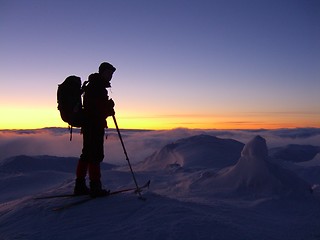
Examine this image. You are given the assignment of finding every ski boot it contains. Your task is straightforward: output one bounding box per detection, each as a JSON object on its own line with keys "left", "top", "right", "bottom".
{"left": 89, "top": 181, "right": 110, "bottom": 198}
{"left": 74, "top": 178, "right": 90, "bottom": 196}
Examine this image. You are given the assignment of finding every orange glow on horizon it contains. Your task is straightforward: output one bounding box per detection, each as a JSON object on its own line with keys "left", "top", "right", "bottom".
{"left": 112, "top": 117, "right": 320, "bottom": 130}
{"left": 0, "top": 107, "right": 319, "bottom": 130}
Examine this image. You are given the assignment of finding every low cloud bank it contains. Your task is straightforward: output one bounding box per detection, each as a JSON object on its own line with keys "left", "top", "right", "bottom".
{"left": 0, "top": 127, "right": 320, "bottom": 165}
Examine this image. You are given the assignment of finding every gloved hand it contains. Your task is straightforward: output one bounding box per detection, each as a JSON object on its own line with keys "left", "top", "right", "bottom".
{"left": 108, "top": 99, "right": 115, "bottom": 108}
{"left": 106, "top": 98, "right": 115, "bottom": 116}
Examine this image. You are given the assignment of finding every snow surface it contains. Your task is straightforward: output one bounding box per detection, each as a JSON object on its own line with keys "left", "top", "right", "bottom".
{"left": 298, "top": 153, "right": 320, "bottom": 167}
{"left": 1, "top": 131, "right": 320, "bottom": 240}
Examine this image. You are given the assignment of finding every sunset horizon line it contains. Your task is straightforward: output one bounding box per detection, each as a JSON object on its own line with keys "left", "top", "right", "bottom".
{"left": 1, "top": 125, "right": 320, "bottom": 132}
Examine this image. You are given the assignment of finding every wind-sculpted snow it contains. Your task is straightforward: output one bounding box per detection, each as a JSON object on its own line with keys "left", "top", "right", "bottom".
{"left": 298, "top": 153, "right": 320, "bottom": 167}
{"left": 135, "top": 134, "right": 244, "bottom": 171}
{"left": 156, "top": 135, "right": 312, "bottom": 200}
{"left": 207, "top": 136, "right": 311, "bottom": 198}
{"left": 0, "top": 156, "right": 115, "bottom": 203}
{"left": 0, "top": 132, "right": 320, "bottom": 240}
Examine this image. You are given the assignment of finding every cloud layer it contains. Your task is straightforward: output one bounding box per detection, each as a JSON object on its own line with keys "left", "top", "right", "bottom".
{"left": 1, "top": 128, "right": 320, "bottom": 165}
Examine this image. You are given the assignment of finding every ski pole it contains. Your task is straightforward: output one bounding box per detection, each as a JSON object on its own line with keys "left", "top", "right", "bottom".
{"left": 112, "top": 115, "right": 144, "bottom": 199}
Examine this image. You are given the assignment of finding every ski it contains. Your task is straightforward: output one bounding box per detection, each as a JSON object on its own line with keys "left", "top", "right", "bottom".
{"left": 35, "top": 180, "right": 150, "bottom": 200}
{"left": 34, "top": 193, "right": 77, "bottom": 200}
{"left": 52, "top": 197, "right": 92, "bottom": 211}
{"left": 49, "top": 180, "right": 150, "bottom": 211}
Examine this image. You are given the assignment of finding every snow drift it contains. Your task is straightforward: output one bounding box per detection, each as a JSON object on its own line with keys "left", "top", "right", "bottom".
{"left": 189, "top": 136, "right": 312, "bottom": 198}
{"left": 135, "top": 134, "right": 244, "bottom": 171}
{"left": 1, "top": 131, "right": 320, "bottom": 240}
{"left": 0, "top": 155, "right": 115, "bottom": 203}
{"left": 298, "top": 153, "right": 320, "bottom": 167}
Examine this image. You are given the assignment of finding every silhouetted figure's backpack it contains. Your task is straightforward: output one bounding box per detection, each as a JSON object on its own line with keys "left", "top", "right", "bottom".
{"left": 57, "top": 75, "right": 87, "bottom": 140}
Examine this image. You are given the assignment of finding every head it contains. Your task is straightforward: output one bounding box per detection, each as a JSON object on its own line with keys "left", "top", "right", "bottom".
{"left": 98, "top": 62, "right": 116, "bottom": 88}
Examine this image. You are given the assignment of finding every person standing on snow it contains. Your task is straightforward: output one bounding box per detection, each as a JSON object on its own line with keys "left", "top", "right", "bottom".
{"left": 74, "top": 62, "right": 116, "bottom": 197}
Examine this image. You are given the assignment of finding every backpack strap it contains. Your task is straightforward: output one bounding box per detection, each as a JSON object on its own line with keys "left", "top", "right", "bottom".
{"left": 67, "top": 80, "right": 88, "bottom": 141}
{"left": 68, "top": 125, "right": 73, "bottom": 141}
{"left": 81, "top": 80, "right": 89, "bottom": 94}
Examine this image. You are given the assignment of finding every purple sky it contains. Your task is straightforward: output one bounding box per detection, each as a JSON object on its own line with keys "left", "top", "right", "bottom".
{"left": 1, "top": 0, "right": 319, "bottom": 129}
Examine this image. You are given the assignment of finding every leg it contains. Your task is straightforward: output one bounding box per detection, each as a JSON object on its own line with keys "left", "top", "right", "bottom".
{"left": 74, "top": 125, "right": 91, "bottom": 195}
{"left": 76, "top": 159, "right": 89, "bottom": 179}
{"left": 74, "top": 160, "right": 90, "bottom": 195}
{"left": 87, "top": 126, "right": 109, "bottom": 197}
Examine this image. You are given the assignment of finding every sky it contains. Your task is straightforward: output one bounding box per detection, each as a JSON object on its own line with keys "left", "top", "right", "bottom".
{"left": 1, "top": 0, "right": 319, "bottom": 130}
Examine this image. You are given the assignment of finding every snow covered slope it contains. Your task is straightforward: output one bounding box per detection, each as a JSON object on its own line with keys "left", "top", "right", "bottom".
{"left": 1, "top": 134, "right": 320, "bottom": 240}
{"left": 298, "top": 153, "right": 320, "bottom": 167}
{"left": 191, "top": 136, "right": 312, "bottom": 198}
{"left": 0, "top": 155, "right": 115, "bottom": 203}
{"left": 136, "top": 134, "right": 244, "bottom": 171}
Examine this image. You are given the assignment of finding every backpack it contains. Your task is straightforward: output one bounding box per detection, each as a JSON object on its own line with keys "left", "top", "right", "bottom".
{"left": 57, "top": 75, "right": 87, "bottom": 140}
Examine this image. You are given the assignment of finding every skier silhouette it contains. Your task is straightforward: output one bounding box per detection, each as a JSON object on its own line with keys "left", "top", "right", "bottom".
{"left": 74, "top": 62, "right": 116, "bottom": 197}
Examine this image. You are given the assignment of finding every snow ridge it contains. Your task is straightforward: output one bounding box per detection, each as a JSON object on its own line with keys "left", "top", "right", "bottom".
{"left": 136, "top": 134, "right": 244, "bottom": 171}
{"left": 189, "top": 135, "right": 312, "bottom": 198}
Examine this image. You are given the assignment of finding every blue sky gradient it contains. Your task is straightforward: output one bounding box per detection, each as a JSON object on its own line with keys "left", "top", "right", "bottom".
{"left": 1, "top": 0, "right": 319, "bottom": 129}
